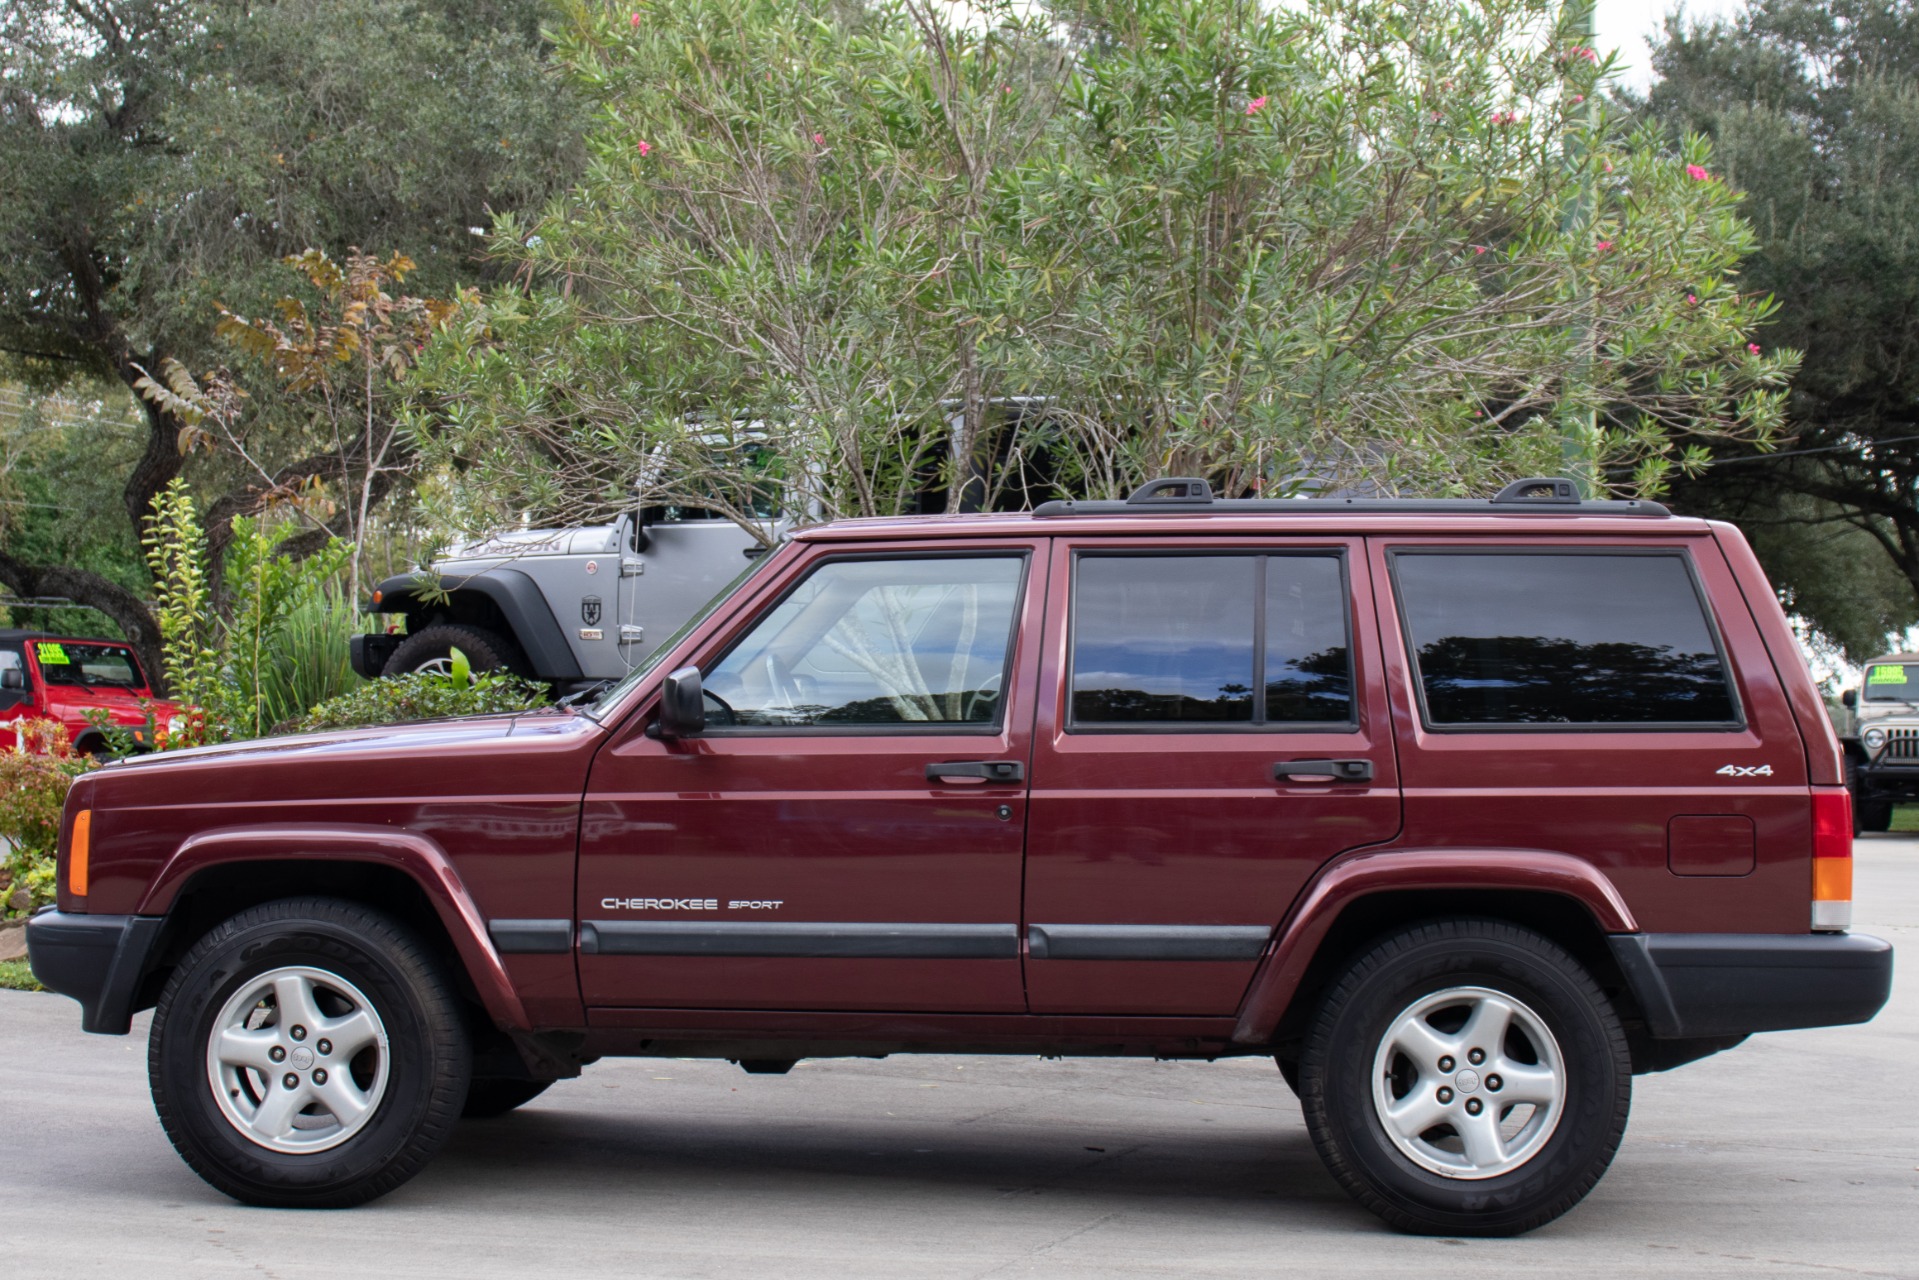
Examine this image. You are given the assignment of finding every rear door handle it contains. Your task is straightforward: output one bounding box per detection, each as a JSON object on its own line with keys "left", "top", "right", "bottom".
{"left": 1273, "top": 758, "right": 1373, "bottom": 783}
{"left": 926, "top": 760, "right": 1025, "bottom": 784}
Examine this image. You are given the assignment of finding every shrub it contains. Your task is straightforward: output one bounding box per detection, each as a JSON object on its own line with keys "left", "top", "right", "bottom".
{"left": 292, "top": 667, "right": 547, "bottom": 733}
{"left": 0, "top": 720, "right": 91, "bottom": 919}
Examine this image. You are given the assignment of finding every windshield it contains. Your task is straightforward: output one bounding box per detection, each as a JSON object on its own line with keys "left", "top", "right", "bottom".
{"left": 583, "top": 549, "right": 784, "bottom": 719}
{"left": 1864, "top": 662, "right": 1919, "bottom": 702}
{"left": 31, "top": 640, "right": 144, "bottom": 689}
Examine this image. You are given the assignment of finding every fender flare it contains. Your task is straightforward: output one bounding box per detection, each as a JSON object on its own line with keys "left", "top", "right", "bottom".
{"left": 1231, "top": 848, "right": 1637, "bottom": 1045}
{"left": 370, "top": 569, "right": 583, "bottom": 681}
{"left": 138, "top": 824, "right": 533, "bottom": 1032}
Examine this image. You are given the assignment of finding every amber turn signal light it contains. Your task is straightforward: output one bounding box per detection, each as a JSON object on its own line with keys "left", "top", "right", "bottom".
{"left": 68, "top": 808, "right": 92, "bottom": 897}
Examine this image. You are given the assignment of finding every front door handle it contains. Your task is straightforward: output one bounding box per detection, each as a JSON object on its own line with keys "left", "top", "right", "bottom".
{"left": 1273, "top": 758, "right": 1373, "bottom": 783}
{"left": 926, "top": 760, "right": 1025, "bottom": 784}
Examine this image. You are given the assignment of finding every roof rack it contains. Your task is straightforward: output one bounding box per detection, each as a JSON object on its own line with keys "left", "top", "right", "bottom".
{"left": 1030, "top": 476, "right": 1670, "bottom": 518}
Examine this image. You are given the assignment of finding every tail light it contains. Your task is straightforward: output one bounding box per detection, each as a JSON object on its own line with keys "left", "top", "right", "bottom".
{"left": 67, "top": 808, "right": 92, "bottom": 899}
{"left": 1811, "top": 788, "right": 1851, "bottom": 932}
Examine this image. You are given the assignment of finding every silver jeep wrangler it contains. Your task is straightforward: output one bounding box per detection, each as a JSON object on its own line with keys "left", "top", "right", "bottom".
{"left": 1839, "top": 653, "right": 1919, "bottom": 834}
{"left": 350, "top": 509, "right": 784, "bottom": 696}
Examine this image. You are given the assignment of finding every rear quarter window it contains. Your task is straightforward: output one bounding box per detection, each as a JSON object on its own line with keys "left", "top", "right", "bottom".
{"left": 1390, "top": 549, "right": 1740, "bottom": 729}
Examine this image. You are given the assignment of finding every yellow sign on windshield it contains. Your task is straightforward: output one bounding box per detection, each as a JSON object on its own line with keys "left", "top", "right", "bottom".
{"left": 34, "top": 642, "right": 69, "bottom": 665}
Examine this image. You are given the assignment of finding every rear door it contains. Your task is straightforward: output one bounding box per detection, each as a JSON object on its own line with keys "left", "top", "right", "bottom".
{"left": 1375, "top": 536, "right": 1810, "bottom": 934}
{"left": 0, "top": 641, "right": 28, "bottom": 749}
{"left": 1022, "top": 537, "right": 1402, "bottom": 1015}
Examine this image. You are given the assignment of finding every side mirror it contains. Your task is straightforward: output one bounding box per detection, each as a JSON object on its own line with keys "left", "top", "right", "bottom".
{"left": 652, "top": 666, "right": 706, "bottom": 739}
{"left": 1842, "top": 689, "right": 1858, "bottom": 709}
{"left": 0, "top": 668, "right": 22, "bottom": 690}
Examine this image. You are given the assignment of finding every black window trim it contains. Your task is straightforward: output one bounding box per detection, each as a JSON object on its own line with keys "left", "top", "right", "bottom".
{"left": 1386, "top": 545, "right": 1747, "bottom": 734}
{"left": 690, "top": 548, "right": 1033, "bottom": 738}
{"left": 1065, "top": 548, "right": 1359, "bottom": 736}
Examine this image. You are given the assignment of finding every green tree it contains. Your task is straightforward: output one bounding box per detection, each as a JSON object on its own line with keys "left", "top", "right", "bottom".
{"left": 419, "top": 0, "right": 1788, "bottom": 535}
{"left": 0, "top": 0, "right": 581, "bottom": 675}
{"left": 1643, "top": 0, "right": 1919, "bottom": 658}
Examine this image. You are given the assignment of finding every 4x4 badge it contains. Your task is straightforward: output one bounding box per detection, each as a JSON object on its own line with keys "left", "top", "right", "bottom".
{"left": 1715, "top": 764, "right": 1773, "bottom": 777}
{"left": 581, "top": 595, "right": 602, "bottom": 626}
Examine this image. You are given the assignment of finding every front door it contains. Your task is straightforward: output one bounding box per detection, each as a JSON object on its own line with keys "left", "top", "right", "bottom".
{"left": 1022, "top": 538, "right": 1403, "bottom": 1015}
{"left": 578, "top": 541, "right": 1047, "bottom": 1011}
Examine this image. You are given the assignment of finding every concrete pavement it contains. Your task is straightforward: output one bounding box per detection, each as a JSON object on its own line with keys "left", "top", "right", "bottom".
{"left": 1, "top": 842, "right": 1914, "bottom": 1278}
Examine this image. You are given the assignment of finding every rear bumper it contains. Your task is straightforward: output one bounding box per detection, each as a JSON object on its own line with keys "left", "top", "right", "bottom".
{"left": 25, "top": 910, "right": 165, "bottom": 1035}
{"left": 1609, "top": 931, "right": 1894, "bottom": 1040}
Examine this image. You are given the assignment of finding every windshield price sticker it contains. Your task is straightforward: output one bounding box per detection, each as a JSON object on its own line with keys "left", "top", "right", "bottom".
{"left": 1868, "top": 665, "right": 1910, "bottom": 685}
{"left": 34, "top": 642, "right": 70, "bottom": 665}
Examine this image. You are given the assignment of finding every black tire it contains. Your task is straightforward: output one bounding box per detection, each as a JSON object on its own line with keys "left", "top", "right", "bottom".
{"left": 1849, "top": 759, "right": 1893, "bottom": 834}
{"left": 1299, "top": 920, "right": 1630, "bottom": 1237}
{"left": 149, "top": 897, "right": 472, "bottom": 1208}
{"left": 462, "top": 1078, "right": 552, "bottom": 1119}
{"left": 382, "top": 623, "right": 526, "bottom": 679}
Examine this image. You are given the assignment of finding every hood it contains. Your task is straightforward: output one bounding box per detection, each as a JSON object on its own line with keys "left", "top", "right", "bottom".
{"left": 97, "top": 707, "right": 599, "bottom": 771}
{"left": 437, "top": 524, "right": 621, "bottom": 564}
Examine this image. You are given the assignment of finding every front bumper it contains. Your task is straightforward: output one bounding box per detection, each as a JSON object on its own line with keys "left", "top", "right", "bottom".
{"left": 25, "top": 910, "right": 165, "bottom": 1035}
{"left": 1609, "top": 931, "right": 1894, "bottom": 1040}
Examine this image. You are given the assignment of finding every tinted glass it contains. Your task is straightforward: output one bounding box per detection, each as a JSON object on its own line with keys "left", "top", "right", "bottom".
{"left": 1265, "top": 557, "right": 1353, "bottom": 722}
{"left": 32, "top": 641, "right": 142, "bottom": 689}
{"left": 704, "top": 556, "right": 1023, "bottom": 728}
{"left": 1863, "top": 662, "right": 1918, "bottom": 702}
{"left": 1395, "top": 552, "right": 1737, "bottom": 726}
{"left": 1073, "top": 557, "right": 1257, "bottom": 723}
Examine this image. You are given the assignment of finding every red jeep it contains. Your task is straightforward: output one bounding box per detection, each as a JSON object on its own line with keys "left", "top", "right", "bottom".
{"left": 0, "top": 630, "right": 178, "bottom": 755}
{"left": 25, "top": 479, "right": 1894, "bottom": 1235}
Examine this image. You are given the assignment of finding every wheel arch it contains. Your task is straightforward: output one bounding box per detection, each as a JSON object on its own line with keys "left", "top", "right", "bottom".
{"left": 371, "top": 570, "right": 582, "bottom": 681}
{"left": 135, "top": 826, "right": 532, "bottom": 1033}
{"left": 1234, "top": 849, "right": 1638, "bottom": 1050}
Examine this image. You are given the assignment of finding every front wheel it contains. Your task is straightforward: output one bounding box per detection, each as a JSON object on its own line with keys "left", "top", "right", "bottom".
{"left": 149, "top": 897, "right": 472, "bottom": 1207}
{"left": 1299, "top": 920, "right": 1630, "bottom": 1236}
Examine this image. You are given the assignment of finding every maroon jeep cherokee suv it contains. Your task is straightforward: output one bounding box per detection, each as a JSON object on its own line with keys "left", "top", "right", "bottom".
{"left": 27, "top": 478, "right": 1894, "bottom": 1235}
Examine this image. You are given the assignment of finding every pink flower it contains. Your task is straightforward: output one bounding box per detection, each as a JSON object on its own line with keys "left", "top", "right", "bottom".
{"left": 1472, "top": 245, "right": 1487, "bottom": 255}
{"left": 1571, "top": 94, "right": 1585, "bottom": 104}
{"left": 636, "top": 140, "right": 651, "bottom": 157}
{"left": 1687, "top": 294, "right": 1698, "bottom": 305}
{"left": 1246, "top": 96, "right": 1269, "bottom": 115}
{"left": 629, "top": 12, "right": 641, "bottom": 27}
{"left": 1748, "top": 343, "right": 1762, "bottom": 354}
{"left": 1604, "top": 160, "right": 1614, "bottom": 173}
{"left": 1686, "top": 163, "right": 1711, "bottom": 181}
{"left": 1596, "top": 239, "right": 1614, "bottom": 251}
{"left": 813, "top": 132, "right": 824, "bottom": 146}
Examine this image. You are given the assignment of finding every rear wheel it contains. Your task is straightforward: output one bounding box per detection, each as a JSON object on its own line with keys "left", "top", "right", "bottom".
{"left": 1299, "top": 919, "right": 1630, "bottom": 1236}
{"left": 382, "top": 623, "right": 526, "bottom": 679}
{"left": 149, "top": 897, "right": 471, "bottom": 1207}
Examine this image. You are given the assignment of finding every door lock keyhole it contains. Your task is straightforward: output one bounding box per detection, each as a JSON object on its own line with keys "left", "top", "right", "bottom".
{"left": 996, "top": 804, "right": 1012, "bottom": 822}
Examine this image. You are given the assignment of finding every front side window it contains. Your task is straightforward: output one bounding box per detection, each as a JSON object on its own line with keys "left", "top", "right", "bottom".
{"left": 31, "top": 641, "right": 143, "bottom": 689}
{"left": 1864, "top": 662, "right": 1918, "bottom": 702}
{"left": 1393, "top": 551, "right": 1738, "bottom": 727}
{"left": 703, "top": 556, "right": 1025, "bottom": 729}
{"left": 1070, "top": 553, "right": 1353, "bottom": 727}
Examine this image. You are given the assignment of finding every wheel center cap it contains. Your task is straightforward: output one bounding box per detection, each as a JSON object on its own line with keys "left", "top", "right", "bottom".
{"left": 1454, "top": 1068, "right": 1481, "bottom": 1094}
{"left": 290, "top": 1046, "right": 315, "bottom": 1070}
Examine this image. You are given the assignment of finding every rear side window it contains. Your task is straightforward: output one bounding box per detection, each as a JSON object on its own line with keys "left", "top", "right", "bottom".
{"left": 1392, "top": 551, "right": 1739, "bottom": 728}
{"left": 1070, "top": 553, "right": 1352, "bottom": 727}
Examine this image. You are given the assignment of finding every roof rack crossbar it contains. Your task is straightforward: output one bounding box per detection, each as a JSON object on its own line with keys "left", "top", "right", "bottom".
{"left": 1030, "top": 477, "right": 1669, "bottom": 519}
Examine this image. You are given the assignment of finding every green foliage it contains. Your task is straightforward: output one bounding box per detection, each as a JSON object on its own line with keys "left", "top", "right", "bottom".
{"left": 1642, "top": 0, "right": 1919, "bottom": 648}
{"left": 141, "top": 479, "right": 362, "bottom": 743}
{"left": 0, "top": 959, "right": 44, "bottom": 992}
{"left": 144, "top": 481, "right": 224, "bottom": 736}
{"left": 417, "top": 0, "right": 1789, "bottom": 537}
{"left": 293, "top": 668, "right": 548, "bottom": 733}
